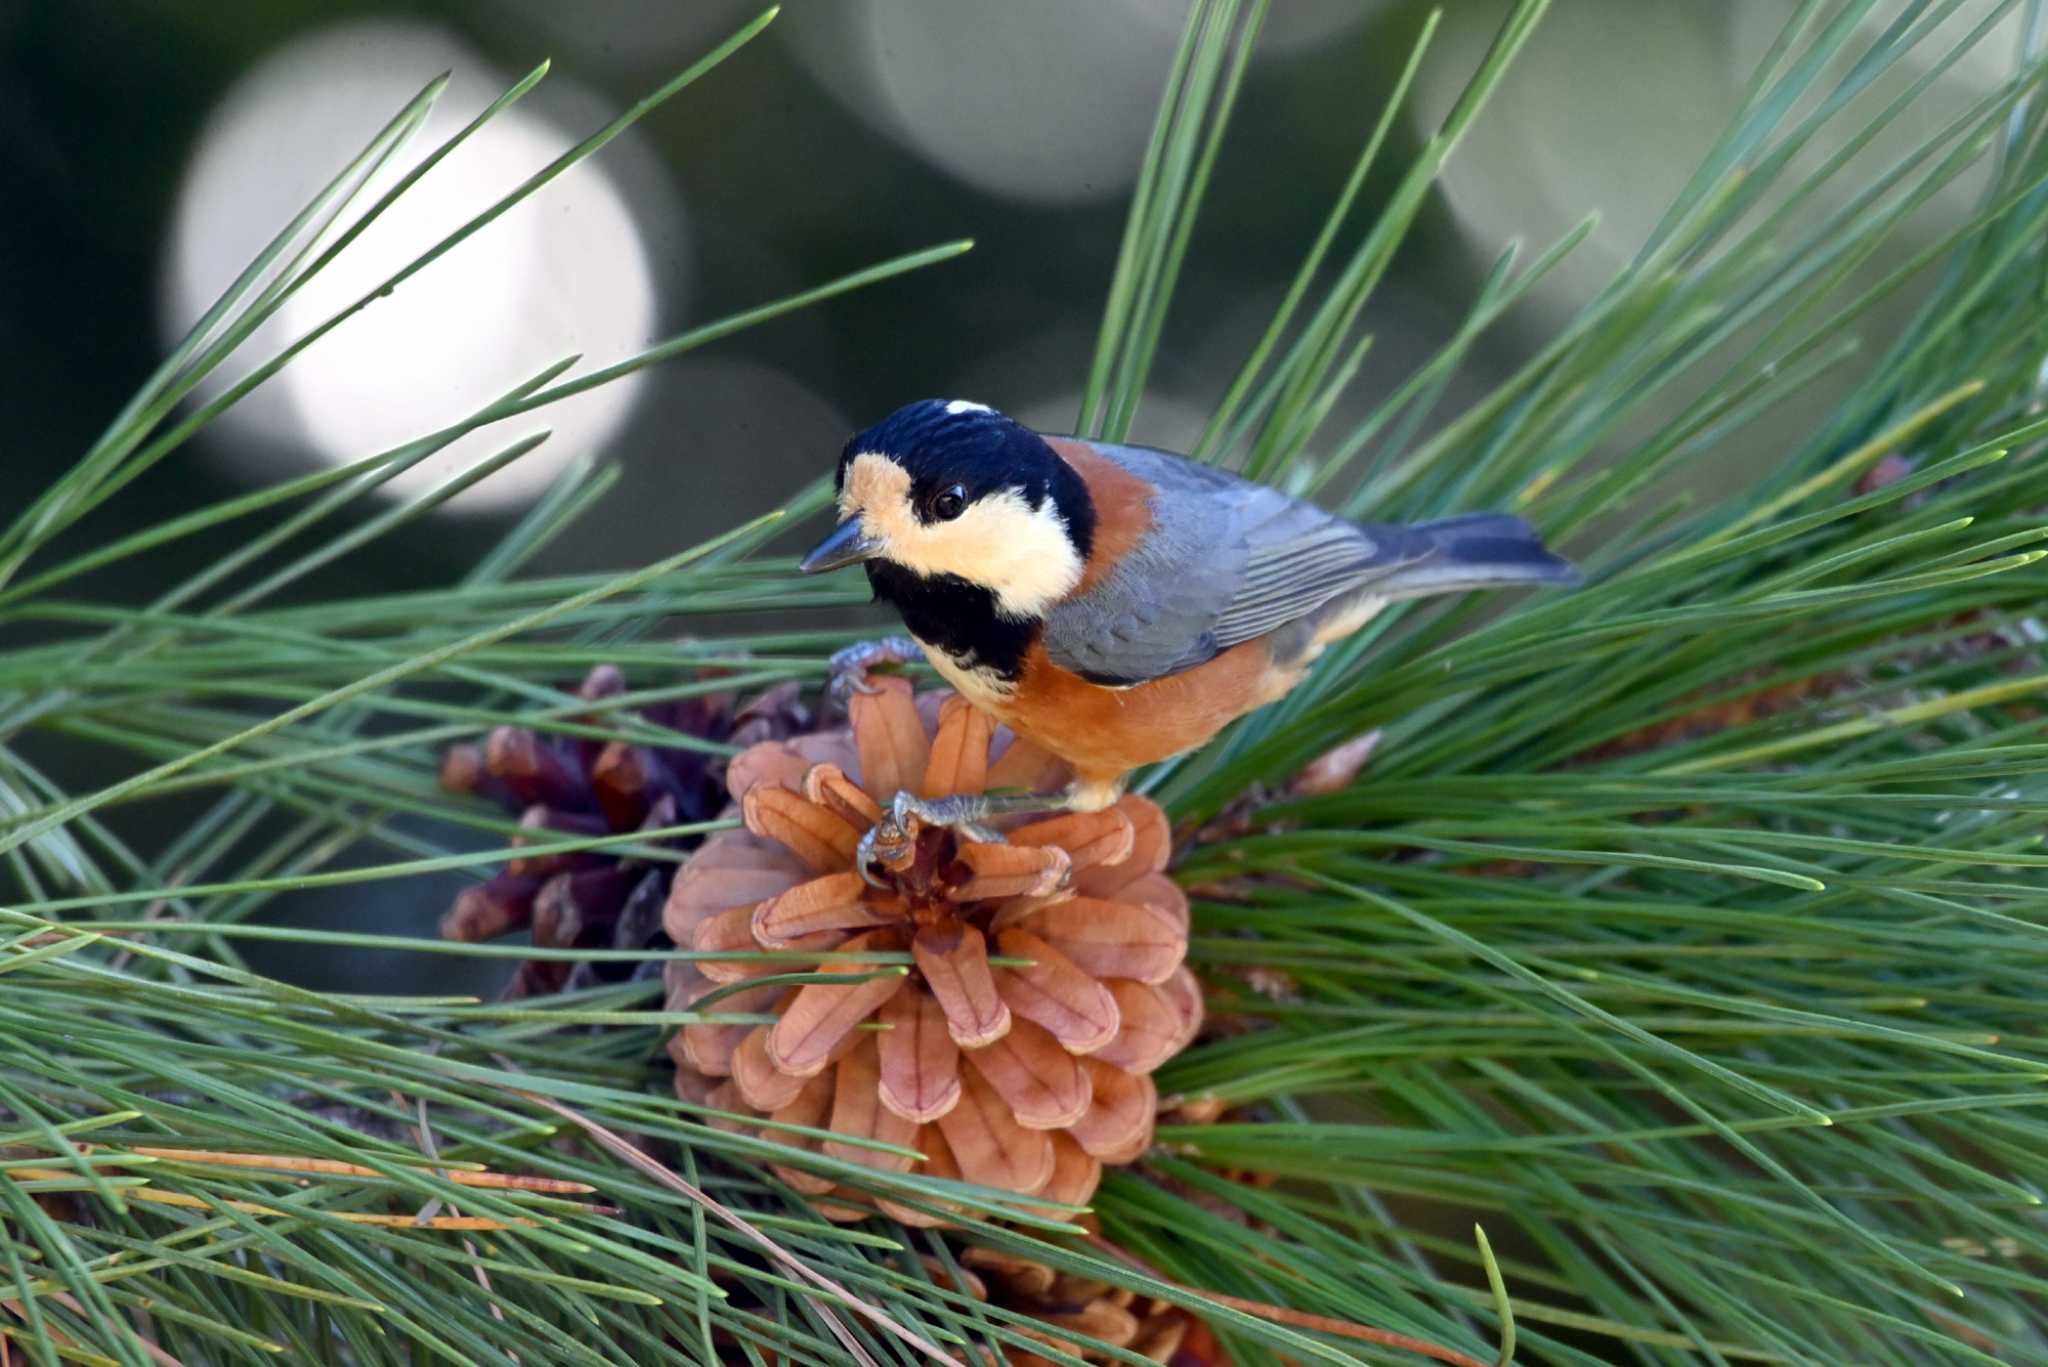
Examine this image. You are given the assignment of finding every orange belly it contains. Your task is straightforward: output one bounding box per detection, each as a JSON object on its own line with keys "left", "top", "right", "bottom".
{"left": 992, "top": 638, "right": 1298, "bottom": 794}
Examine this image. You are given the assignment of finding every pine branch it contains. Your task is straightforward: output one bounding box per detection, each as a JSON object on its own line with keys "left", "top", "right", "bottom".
{"left": 7, "top": 2, "right": 2048, "bottom": 1364}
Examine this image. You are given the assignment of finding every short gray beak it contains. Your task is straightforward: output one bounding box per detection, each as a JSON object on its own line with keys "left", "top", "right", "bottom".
{"left": 799, "top": 518, "right": 882, "bottom": 574}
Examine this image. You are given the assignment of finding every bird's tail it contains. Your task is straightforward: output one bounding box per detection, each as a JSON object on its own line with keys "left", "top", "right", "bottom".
{"left": 1374, "top": 512, "right": 1580, "bottom": 599}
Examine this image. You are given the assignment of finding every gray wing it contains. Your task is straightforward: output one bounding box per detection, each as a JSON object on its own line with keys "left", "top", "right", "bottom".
{"left": 1041, "top": 440, "right": 1428, "bottom": 685}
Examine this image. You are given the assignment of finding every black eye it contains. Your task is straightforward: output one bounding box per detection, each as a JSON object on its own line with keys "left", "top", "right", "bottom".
{"left": 928, "top": 484, "right": 968, "bottom": 521}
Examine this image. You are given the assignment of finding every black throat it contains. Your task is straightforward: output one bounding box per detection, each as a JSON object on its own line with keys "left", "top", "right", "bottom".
{"left": 863, "top": 562, "right": 1038, "bottom": 682}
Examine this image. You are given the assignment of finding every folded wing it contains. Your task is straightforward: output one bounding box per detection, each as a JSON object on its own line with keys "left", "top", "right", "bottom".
{"left": 1041, "top": 441, "right": 1574, "bottom": 686}
{"left": 1041, "top": 441, "right": 1409, "bottom": 684}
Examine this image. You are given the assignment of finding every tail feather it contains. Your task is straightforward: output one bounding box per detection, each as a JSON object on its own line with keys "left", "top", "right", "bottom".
{"left": 1375, "top": 512, "right": 1579, "bottom": 599}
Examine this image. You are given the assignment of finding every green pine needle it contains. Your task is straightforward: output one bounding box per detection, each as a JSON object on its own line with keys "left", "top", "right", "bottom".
{"left": 7, "top": 1, "right": 2048, "bottom": 1363}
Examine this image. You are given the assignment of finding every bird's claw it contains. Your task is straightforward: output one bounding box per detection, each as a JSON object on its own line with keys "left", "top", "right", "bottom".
{"left": 856, "top": 790, "right": 1004, "bottom": 887}
{"left": 828, "top": 636, "right": 924, "bottom": 711}
{"left": 893, "top": 790, "right": 1004, "bottom": 846}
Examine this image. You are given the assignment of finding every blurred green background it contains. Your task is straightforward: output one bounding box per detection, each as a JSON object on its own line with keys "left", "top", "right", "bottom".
{"left": 0, "top": 0, "right": 2012, "bottom": 988}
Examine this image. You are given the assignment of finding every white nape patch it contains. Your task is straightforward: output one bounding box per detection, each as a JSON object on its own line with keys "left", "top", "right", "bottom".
{"left": 840, "top": 452, "right": 1084, "bottom": 619}
{"left": 944, "top": 399, "right": 993, "bottom": 415}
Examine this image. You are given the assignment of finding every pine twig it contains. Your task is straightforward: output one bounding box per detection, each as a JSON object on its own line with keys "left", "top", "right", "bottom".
{"left": 1084, "top": 1230, "right": 1506, "bottom": 1367}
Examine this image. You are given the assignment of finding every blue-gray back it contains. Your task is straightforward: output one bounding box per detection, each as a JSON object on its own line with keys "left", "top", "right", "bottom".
{"left": 1041, "top": 440, "right": 1413, "bottom": 685}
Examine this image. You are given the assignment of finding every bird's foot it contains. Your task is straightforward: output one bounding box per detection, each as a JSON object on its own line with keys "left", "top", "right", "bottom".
{"left": 857, "top": 791, "right": 1004, "bottom": 886}
{"left": 828, "top": 635, "right": 924, "bottom": 712}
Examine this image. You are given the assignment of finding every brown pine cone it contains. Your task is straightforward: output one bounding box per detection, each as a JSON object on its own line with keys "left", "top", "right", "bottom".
{"left": 932, "top": 1246, "right": 1232, "bottom": 1365}
{"left": 438, "top": 664, "right": 808, "bottom": 996}
{"left": 664, "top": 678, "right": 1201, "bottom": 1222}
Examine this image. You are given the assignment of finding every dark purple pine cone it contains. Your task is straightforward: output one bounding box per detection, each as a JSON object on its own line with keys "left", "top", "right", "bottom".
{"left": 439, "top": 664, "right": 810, "bottom": 998}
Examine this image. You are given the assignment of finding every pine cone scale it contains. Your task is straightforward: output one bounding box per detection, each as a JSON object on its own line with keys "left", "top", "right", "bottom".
{"left": 822, "top": 1039, "right": 921, "bottom": 1171}
{"left": 752, "top": 871, "right": 891, "bottom": 945}
{"left": 1010, "top": 807, "right": 1136, "bottom": 871}
{"left": 877, "top": 987, "right": 963, "bottom": 1123}
{"left": 663, "top": 678, "right": 1200, "bottom": 1221}
{"left": 993, "top": 929, "right": 1121, "bottom": 1053}
{"left": 766, "top": 931, "right": 908, "bottom": 1075}
{"left": 967, "top": 1019, "right": 1093, "bottom": 1129}
{"left": 939, "top": 1067, "right": 1055, "bottom": 1195}
{"left": 439, "top": 665, "right": 810, "bottom": 996}
{"left": 741, "top": 784, "right": 862, "bottom": 871}
{"left": 913, "top": 924, "right": 1014, "bottom": 1048}
{"left": 733, "top": 1025, "right": 810, "bottom": 1111}
{"left": 1016, "top": 897, "right": 1186, "bottom": 984}
{"left": 850, "top": 685, "right": 931, "bottom": 797}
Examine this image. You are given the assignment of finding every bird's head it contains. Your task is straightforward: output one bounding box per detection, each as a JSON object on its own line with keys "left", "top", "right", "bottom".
{"left": 800, "top": 400, "right": 1097, "bottom": 619}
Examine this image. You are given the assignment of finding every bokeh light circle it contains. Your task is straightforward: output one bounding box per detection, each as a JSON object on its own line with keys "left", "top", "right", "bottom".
{"left": 783, "top": 0, "right": 1178, "bottom": 206}
{"left": 1112, "top": 0, "right": 1380, "bottom": 58}
{"left": 1413, "top": 2, "right": 1737, "bottom": 315}
{"left": 162, "top": 20, "right": 673, "bottom": 511}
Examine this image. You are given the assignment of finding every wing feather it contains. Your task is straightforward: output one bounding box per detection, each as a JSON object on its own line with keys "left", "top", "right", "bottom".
{"left": 1041, "top": 441, "right": 1426, "bottom": 684}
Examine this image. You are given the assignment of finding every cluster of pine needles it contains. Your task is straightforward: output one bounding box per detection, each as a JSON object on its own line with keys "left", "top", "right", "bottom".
{"left": 6, "top": 1, "right": 2048, "bottom": 1362}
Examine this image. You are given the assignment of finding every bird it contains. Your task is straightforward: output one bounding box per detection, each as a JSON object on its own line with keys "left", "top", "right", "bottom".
{"left": 799, "top": 398, "right": 1577, "bottom": 858}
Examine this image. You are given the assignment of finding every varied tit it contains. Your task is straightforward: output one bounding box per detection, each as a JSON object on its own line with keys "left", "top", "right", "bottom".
{"left": 800, "top": 399, "right": 1577, "bottom": 853}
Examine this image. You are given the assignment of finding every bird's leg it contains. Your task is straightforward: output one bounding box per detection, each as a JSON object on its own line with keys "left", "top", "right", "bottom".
{"left": 827, "top": 635, "right": 924, "bottom": 711}
{"left": 857, "top": 788, "right": 1070, "bottom": 886}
